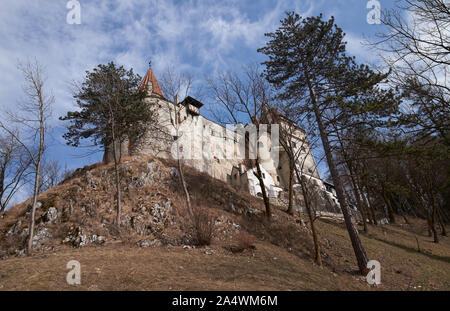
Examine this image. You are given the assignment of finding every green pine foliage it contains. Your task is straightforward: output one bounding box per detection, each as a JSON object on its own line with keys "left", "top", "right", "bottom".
{"left": 60, "top": 62, "right": 153, "bottom": 150}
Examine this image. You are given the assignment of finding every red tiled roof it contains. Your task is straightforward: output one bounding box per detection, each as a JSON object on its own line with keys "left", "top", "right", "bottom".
{"left": 139, "top": 68, "right": 165, "bottom": 98}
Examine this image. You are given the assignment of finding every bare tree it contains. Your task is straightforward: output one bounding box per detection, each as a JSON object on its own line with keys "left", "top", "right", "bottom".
{"left": 374, "top": 0, "right": 450, "bottom": 143}
{"left": 0, "top": 130, "right": 32, "bottom": 213}
{"left": 208, "top": 65, "right": 273, "bottom": 220}
{"left": 38, "top": 158, "right": 62, "bottom": 194}
{"left": 60, "top": 163, "right": 75, "bottom": 183}
{"left": 173, "top": 94, "right": 192, "bottom": 211}
{"left": 159, "top": 66, "right": 196, "bottom": 211}
{"left": 267, "top": 108, "right": 324, "bottom": 265}
{"left": 0, "top": 60, "right": 53, "bottom": 255}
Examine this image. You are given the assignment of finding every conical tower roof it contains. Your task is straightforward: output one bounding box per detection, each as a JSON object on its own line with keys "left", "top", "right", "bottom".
{"left": 139, "top": 65, "right": 165, "bottom": 98}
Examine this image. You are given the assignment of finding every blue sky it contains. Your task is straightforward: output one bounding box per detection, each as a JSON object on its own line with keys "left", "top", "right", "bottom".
{"left": 0, "top": 0, "right": 398, "bottom": 202}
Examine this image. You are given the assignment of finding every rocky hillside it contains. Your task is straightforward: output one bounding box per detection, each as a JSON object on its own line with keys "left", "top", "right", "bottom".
{"left": 0, "top": 155, "right": 308, "bottom": 258}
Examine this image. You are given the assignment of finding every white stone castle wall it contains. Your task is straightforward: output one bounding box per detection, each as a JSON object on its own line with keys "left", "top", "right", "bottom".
{"left": 126, "top": 94, "right": 321, "bottom": 192}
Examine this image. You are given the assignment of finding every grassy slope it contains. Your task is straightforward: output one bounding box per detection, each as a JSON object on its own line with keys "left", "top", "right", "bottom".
{"left": 0, "top": 218, "right": 448, "bottom": 291}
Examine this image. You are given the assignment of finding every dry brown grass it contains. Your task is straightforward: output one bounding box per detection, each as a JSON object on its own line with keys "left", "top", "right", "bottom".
{"left": 1, "top": 155, "right": 449, "bottom": 291}
{"left": 0, "top": 242, "right": 369, "bottom": 291}
{"left": 225, "top": 231, "right": 256, "bottom": 253}
{"left": 0, "top": 216, "right": 449, "bottom": 290}
{"left": 1, "top": 215, "right": 448, "bottom": 291}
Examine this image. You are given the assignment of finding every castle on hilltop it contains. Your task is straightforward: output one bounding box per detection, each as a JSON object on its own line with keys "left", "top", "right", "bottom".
{"left": 104, "top": 66, "right": 341, "bottom": 213}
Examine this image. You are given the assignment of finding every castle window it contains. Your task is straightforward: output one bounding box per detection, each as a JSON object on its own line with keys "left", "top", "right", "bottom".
{"left": 258, "top": 142, "right": 264, "bottom": 148}
{"left": 277, "top": 176, "right": 280, "bottom": 182}
{"left": 262, "top": 173, "right": 266, "bottom": 179}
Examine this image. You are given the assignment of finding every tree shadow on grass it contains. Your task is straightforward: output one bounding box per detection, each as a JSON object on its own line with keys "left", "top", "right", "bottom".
{"left": 369, "top": 236, "right": 450, "bottom": 264}
{"left": 319, "top": 218, "right": 450, "bottom": 264}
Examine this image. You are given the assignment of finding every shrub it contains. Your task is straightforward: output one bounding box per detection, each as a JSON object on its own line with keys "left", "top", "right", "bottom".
{"left": 179, "top": 204, "right": 215, "bottom": 247}
{"left": 0, "top": 233, "right": 27, "bottom": 256}
{"left": 227, "top": 231, "right": 256, "bottom": 253}
{"left": 41, "top": 193, "right": 58, "bottom": 211}
{"left": 190, "top": 205, "right": 215, "bottom": 246}
{"left": 235, "top": 231, "right": 255, "bottom": 250}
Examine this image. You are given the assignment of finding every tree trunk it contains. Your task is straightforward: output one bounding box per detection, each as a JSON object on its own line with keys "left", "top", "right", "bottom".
{"left": 362, "top": 193, "right": 373, "bottom": 225}
{"left": 440, "top": 208, "right": 449, "bottom": 223}
{"left": 333, "top": 125, "right": 369, "bottom": 233}
{"left": 354, "top": 174, "right": 373, "bottom": 226}
{"left": 356, "top": 176, "right": 373, "bottom": 225}
{"left": 391, "top": 194, "right": 410, "bottom": 225}
{"left": 364, "top": 185, "right": 378, "bottom": 225}
{"left": 430, "top": 189, "right": 442, "bottom": 241}
{"left": 112, "top": 138, "right": 122, "bottom": 227}
{"left": 286, "top": 160, "right": 295, "bottom": 215}
{"left": 294, "top": 165, "right": 322, "bottom": 266}
{"left": 27, "top": 113, "right": 45, "bottom": 255}
{"left": 431, "top": 210, "right": 439, "bottom": 243}
{"left": 304, "top": 181, "right": 322, "bottom": 267}
{"left": 381, "top": 186, "right": 396, "bottom": 224}
{"left": 347, "top": 169, "right": 368, "bottom": 233}
{"left": 364, "top": 195, "right": 375, "bottom": 225}
{"left": 416, "top": 192, "right": 438, "bottom": 243}
{"left": 178, "top": 157, "right": 191, "bottom": 211}
{"left": 27, "top": 161, "right": 41, "bottom": 255}
{"left": 353, "top": 185, "right": 368, "bottom": 233}
{"left": 0, "top": 167, "right": 5, "bottom": 212}
{"left": 255, "top": 157, "right": 271, "bottom": 220}
{"left": 431, "top": 205, "right": 439, "bottom": 243}
{"left": 437, "top": 207, "right": 447, "bottom": 236}
{"left": 306, "top": 75, "right": 369, "bottom": 274}
{"left": 245, "top": 122, "right": 271, "bottom": 220}
{"left": 397, "top": 202, "right": 410, "bottom": 225}
{"left": 173, "top": 96, "right": 191, "bottom": 212}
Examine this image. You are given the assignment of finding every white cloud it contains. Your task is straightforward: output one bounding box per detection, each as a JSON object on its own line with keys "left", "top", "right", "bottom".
{"left": 344, "top": 32, "right": 379, "bottom": 63}
{"left": 0, "top": 0, "right": 322, "bottom": 124}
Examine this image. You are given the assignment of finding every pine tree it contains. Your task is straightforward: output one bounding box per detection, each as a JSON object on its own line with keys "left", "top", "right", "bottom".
{"left": 60, "top": 62, "right": 154, "bottom": 226}
{"left": 258, "top": 13, "right": 388, "bottom": 274}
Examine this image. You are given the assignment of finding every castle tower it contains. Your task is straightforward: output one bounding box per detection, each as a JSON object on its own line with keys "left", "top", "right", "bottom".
{"left": 139, "top": 62, "right": 166, "bottom": 100}
{"left": 128, "top": 64, "right": 174, "bottom": 158}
